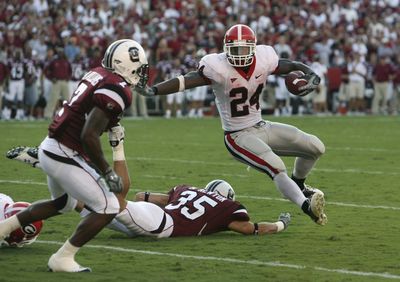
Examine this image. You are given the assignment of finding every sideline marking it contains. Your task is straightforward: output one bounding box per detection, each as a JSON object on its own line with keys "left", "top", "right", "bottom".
{"left": 36, "top": 240, "right": 400, "bottom": 280}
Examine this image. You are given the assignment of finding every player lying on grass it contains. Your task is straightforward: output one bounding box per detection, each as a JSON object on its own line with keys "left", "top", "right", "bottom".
{"left": 4, "top": 126, "right": 291, "bottom": 238}
{"left": 0, "top": 193, "right": 43, "bottom": 247}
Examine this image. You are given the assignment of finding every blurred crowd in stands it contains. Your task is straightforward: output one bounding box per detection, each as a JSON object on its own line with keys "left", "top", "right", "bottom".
{"left": 0, "top": 0, "right": 399, "bottom": 120}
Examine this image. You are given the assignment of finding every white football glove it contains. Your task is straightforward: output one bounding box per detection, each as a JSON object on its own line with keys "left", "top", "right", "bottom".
{"left": 108, "top": 124, "right": 125, "bottom": 147}
{"left": 298, "top": 73, "right": 321, "bottom": 96}
{"left": 104, "top": 168, "right": 123, "bottom": 194}
{"left": 278, "top": 212, "right": 291, "bottom": 230}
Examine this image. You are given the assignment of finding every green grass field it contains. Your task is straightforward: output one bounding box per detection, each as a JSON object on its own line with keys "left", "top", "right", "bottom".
{"left": 0, "top": 115, "right": 399, "bottom": 282}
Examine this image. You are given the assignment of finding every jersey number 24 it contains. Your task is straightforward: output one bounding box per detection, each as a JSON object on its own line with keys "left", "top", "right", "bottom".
{"left": 230, "top": 83, "right": 263, "bottom": 117}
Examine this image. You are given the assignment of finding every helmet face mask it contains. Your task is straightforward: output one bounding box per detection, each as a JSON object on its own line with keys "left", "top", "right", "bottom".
{"left": 223, "top": 24, "right": 256, "bottom": 67}
{"left": 102, "top": 39, "right": 149, "bottom": 87}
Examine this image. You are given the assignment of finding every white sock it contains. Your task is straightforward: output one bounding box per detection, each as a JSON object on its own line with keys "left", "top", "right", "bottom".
{"left": 55, "top": 240, "right": 79, "bottom": 258}
{"left": 16, "top": 109, "right": 25, "bottom": 119}
{"left": 273, "top": 173, "right": 306, "bottom": 207}
{"left": 2, "top": 107, "right": 11, "bottom": 120}
{"left": 79, "top": 208, "right": 90, "bottom": 218}
{"left": 293, "top": 157, "right": 317, "bottom": 179}
{"left": 0, "top": 215, "right": 21, "bottom": 237}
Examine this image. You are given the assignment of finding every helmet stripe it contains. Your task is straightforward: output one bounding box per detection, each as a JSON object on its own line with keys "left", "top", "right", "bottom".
{"left": 207, "top": 180, "right": 223, "bottom": 192}
{"left": 238, "top": 25, "right": 242, "bottom": 40}
{"left": 105, "top": 40, "right": 128, "bottom": 69}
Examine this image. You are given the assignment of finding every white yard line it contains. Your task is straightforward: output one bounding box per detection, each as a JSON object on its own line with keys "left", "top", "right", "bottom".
{"left": 240, "top": 195, "right": 400, "bottom": 211}
{"left": 36, "top": 240, "right": 400, "bottom": 280}
{"left": 129, "top": 156, "right": 400, "bottom": 176}
{"left": 129, "top": 141, "right": 400, "bottom": 153}
{"left": 0, "top": 179, "right": 48, "bottom": 186}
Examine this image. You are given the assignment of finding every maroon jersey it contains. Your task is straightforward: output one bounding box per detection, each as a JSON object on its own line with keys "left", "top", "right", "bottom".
{"left": 48, "top": 67, "right": 132, "bottom": 157}
{"left": 8, "top": 58, "right": 26, "bottom": 80}
{"left": 165, "top": 185, "right": 249, "bottom": 237}
{"left": 47, "top": 57, "right": 72, "bottom": 80}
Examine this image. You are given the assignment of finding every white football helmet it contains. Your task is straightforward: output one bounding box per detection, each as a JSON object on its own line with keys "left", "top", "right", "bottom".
{"left": 205, "top": 180, "right": 236, "bottom": 201}
{"left": 223, "top": 24, "right": 257, "bottom": 67}
{"left": 3, "top": 202, "right": 43, "bottom": 247}
{"left": 102, "top": 39, "right": 149, "bottom": 87}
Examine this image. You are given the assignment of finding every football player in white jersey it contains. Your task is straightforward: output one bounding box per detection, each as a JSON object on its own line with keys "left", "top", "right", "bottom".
{"left": 136, "top": 24, "right": 327, "bottom": 225}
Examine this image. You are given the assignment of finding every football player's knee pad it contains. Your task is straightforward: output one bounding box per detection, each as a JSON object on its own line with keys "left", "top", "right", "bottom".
{"left": 308, "top": 135, "right": 325, "bottom": 159}
{"left": 53, "top": 193, "right": 78, "bottom": 214}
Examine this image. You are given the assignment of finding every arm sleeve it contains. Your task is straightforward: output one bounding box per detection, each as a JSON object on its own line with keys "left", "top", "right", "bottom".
{"left": 230, "top": 204, "right": 250, "bottom": 222}
{"left": 256, "top": 45, "right": 279, "bottom": 74}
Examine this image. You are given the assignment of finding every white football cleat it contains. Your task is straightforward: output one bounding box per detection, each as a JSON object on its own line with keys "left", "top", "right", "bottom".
{"left": 6, "top": 146, "right": 39, "bottom": 168}
{"left": 48, "top": 253, "right": 91, "bottom": 273}
{"left": 302, "top": 184, "right": 323, "bottom": 199}
{"left": 108, "top": 124, "right": 125, "bottom": 147}
{"left": 309, "top": 191, "right": 328, "bottom": 225}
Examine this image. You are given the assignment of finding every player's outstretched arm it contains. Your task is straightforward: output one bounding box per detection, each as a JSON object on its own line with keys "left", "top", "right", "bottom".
{"left": 135, "top": 71, "right": 209, "bottom": 97}
{"left": 228, "top": 213, "right": 291, "bottom": 235}
{"left": 135, "top": 192, "right": 169, "bottom": 207}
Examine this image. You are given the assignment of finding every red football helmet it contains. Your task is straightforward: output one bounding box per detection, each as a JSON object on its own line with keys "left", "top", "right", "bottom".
{"left": 223, "top": 24, "right": 257, "bottom": 67}
{"left": 3, "top": 202, "right": 43, "bottom": 247}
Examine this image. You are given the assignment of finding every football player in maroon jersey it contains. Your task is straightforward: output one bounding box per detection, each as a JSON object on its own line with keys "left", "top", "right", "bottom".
{"left": 0, "top": 39, "right": 149, "bottom": 273}
{"left": 2, "top": 49, "right": 26, "bottom": 120}
{"left": 126, "top": 181, "right": 291, "bottom": 237}
{"left": 6, "top": 135, "right": 291, "bottom": 238}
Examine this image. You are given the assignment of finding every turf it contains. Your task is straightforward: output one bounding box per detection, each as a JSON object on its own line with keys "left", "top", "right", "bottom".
{"left": 0, "top": 115, "right": 399, "bottom": 281}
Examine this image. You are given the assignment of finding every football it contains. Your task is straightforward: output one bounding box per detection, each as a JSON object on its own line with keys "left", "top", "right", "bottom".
{"left": 285, "top": 71, "right": 307, "bottom": 96}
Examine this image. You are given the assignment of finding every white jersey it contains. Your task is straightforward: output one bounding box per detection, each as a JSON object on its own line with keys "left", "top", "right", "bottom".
{"left": 0, "top": 193, "right": 14, "bottom": 220}
{"left": 199, "top": 45, "right": 279, "bottom": 131}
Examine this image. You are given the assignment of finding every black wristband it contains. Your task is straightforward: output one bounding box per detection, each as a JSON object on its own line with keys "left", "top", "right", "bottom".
{"left": 253, "top": 223, "right": 259, "bottom": 235}
{"left": 144, "top": 192, "right": 150, "bottom": 202}
{"left": 151, "top": 86, "right": 158, "bottom": 95}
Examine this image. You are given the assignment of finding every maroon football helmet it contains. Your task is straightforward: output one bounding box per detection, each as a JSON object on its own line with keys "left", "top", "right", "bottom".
{"left": 223, "top": 24, "right": 257, "bottom": 67}
{"left": 3, "top": 202, "right": 43, "bottom": 247}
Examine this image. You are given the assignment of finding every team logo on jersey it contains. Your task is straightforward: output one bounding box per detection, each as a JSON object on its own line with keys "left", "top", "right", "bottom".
{"left": 255, "top": 74, "right": 262, "bottom": 79}
{"left": 129, "top": 47, "right": 140, "bottom": 63}
{"left": 106, "top": 102, "right": 116, "bottom": 110}
{"left": 230, "top": 78, "right": 237, "bottom": 83}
